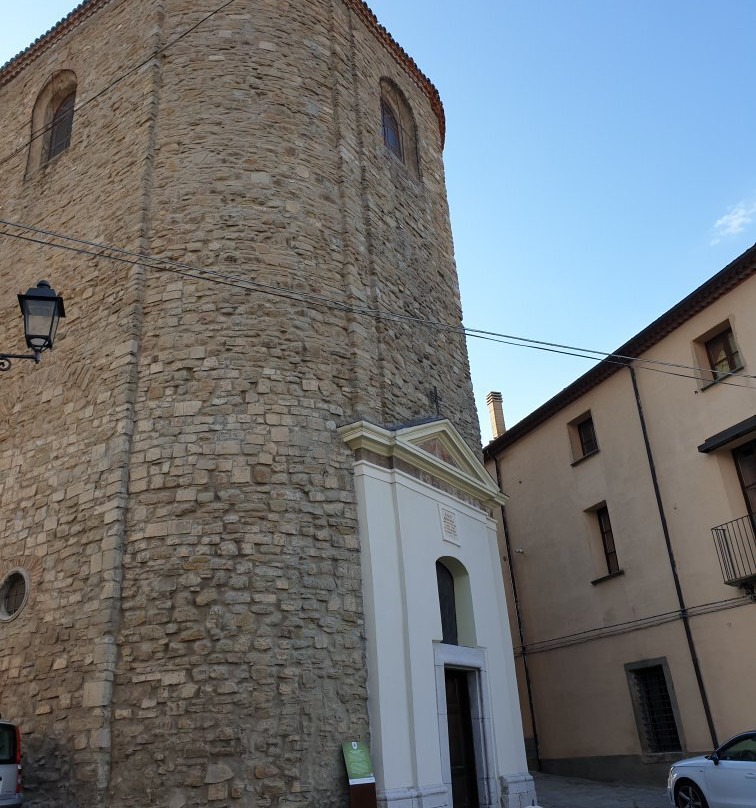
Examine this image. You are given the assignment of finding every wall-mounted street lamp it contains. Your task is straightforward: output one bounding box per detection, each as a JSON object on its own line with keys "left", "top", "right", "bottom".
{"left": 0, "top": 280, "right": 65, "bottom": 372}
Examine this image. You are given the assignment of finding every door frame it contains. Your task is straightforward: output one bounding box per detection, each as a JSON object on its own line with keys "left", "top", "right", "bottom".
{"left": 435, "top": 643, "right": 498, "bottom": 807}
{"left": 732, "top": 439, "right": 756, "bottom": 516}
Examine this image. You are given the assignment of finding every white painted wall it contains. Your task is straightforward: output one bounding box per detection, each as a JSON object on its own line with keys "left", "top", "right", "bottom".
{"left": 352, "top": 458, "right": 533, "bottom": 807}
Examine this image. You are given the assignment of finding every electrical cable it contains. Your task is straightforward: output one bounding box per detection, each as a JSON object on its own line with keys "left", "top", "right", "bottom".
{"left": 513, "top": 594, "right": 752, "bottom": 655}
{"left": 1, "top": 218, "right": 755, "bottom": 392}
{"left": 0, "top": 0, "right": 238, "bottom": 171}
{"left": 1, "top": 4, "right": 752, "bottom": 387}
{"left": 0, "top": 219, "right": 357, "bottom": 308}
{"left": 469, "top": 330, "right": 756, "bottom": 388}
{"left": 1, "top": 221, "right": 755, "bottom": 390}
{"left": 464, "top": 324, "right": 756, "bottom": 380}
{"left": 4, "top": 218, "right": 752, "bottom": 385}
{"left": 2, "top": 228, "right": 753, "bottom": 657}
{"left": 1, "top": 2, "right": 751, "bottom": 387}
{"left": 0, "top": 227, "right": 359, "bottom": 310}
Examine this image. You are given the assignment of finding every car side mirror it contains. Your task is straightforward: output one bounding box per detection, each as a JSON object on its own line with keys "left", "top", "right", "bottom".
{"left": 709, "top": 752, "right": 719, "bottom": 766}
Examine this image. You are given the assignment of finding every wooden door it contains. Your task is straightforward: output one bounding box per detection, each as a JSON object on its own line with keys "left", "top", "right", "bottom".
{"left": 445, "top": 668, "right": 479, "bottom": 808}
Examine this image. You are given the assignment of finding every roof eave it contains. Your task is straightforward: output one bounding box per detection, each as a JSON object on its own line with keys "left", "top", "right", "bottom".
{"left": 484, "top": 243, "right": 756, "bottom": 457}
{"left": 0, "top": 0, "right": 446, "bottom": 145}
{"left": 0, "top": 0, "right": 112, "bottom": 89}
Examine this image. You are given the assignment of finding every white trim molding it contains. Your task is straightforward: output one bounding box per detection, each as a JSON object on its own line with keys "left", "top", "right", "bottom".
{"left": 377, "top": 783, "right": 448, "bottom": 808}
{"left": 338, "top": 419, "right": 508, "bottom": 509}
{"left": 433, "top": 644, "right": 539, "bottom": 808}
{"left": 434, "top": 644, "right": 499, "bottom": 807}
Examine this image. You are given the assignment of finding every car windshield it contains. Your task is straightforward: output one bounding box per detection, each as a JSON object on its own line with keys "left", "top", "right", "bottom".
{"left": 718, "top": 734, "right": 756, "bottom": 762}
{"left": 0, "top": 725, "right": 16, "bottom": 764}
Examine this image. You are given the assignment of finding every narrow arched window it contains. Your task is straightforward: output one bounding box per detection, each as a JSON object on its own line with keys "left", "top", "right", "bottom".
{"left": 48, "top": 91, "right": 76, "bottom": 161}
{"left": 436, "top": 560, "right": 458, "bottom": 645}
{"left": 379, "top": 79, "right": 419, "bottom": 178}
{"left": 26, "top": 70, "right": 78, "bottom": 176}
{"left": 381, "top": 100, "right": 403, "bottom": 161}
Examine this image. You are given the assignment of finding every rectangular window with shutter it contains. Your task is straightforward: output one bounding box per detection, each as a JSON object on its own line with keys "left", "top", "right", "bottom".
{"left": 596, "top": 506, "right": 619, "bottom": 575}
{"left": 693, "top": 320, "right": 745, "bottom": 387}
{"left": 705, "top": 327, "right": 741, "bottom": 379}
{"left": 568, "top": 411, "right": 599, "bottom": 464}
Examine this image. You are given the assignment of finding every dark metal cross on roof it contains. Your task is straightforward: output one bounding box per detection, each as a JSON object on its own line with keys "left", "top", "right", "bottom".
{"left": 429, "top": 386, "right": 442, "bottom": 417}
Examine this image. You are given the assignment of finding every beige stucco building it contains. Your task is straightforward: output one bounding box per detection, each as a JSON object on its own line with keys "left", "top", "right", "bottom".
{"left": 0, "top": 1, "right": 535, "bottom": 807}
{"left": 484, "top": 250, "right": 756, "bottom": 784}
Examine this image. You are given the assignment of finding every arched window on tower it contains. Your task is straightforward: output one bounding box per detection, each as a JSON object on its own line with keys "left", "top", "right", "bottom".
{"left": 26, "top": 70, "right": 78, "bottom": 175}
{"left": 379, "top": 78, "right": 419, "bottom": 178}
{"left": 381, "top": 99, "right": 403, "bottom": 161}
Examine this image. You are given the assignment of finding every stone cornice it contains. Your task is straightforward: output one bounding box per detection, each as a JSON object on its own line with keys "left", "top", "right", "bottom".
{"left": 339, "top": 419, "right": 507, "bottom": 508}
{"left": 345, "top": 0, "right": 445, "bottom": 145}
{"left": 0, "top": 0, "right": 446, "bottom": 143}
{"left": 0, "top": 0, "right": 114, "bottom": 88}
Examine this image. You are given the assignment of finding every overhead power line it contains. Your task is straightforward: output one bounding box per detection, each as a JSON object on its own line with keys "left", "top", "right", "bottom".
{"left": 467, "top": 330, "right": 756, "bottom": 388}
{"left": 513, "top": 593, "right": 752, "bottom": 656}
{"left": 1, "top": 8, "right": 751, "bottom": 387}
{"left": 0, "top": 0, "right": 238, "bottom": 171}
{"left": 0, "top": 218, "right": 754, "bottom": 392}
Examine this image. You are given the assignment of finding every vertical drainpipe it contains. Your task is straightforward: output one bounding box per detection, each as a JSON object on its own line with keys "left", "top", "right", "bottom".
{"left": 627, "top": 364, "right": 718, "bottom": 749}
{"left": 493, "top": 456, "right": 542, "bottom": 770}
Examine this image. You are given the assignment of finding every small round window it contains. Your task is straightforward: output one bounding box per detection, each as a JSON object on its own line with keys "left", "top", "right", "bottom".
{"left": 0, "top": 571, "right": 29, "bottom": 621}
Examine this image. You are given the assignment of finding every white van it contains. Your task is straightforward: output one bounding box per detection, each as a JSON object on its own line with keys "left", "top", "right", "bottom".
{"left": 0, "top": 720, "right": 21, "bottom": 806}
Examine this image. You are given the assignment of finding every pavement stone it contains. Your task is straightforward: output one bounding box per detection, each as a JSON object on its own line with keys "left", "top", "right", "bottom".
{"left": 533, "top": 771, "right": 670, "bottom": 808}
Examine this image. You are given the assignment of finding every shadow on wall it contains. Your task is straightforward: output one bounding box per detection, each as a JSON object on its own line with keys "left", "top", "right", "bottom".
{"left": 22, "top": 732, "right": 79, "bottom": 808}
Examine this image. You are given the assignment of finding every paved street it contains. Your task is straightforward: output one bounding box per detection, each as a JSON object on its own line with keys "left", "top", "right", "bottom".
{"left": 533, "top": 772, "right": 670, "bottom": 808}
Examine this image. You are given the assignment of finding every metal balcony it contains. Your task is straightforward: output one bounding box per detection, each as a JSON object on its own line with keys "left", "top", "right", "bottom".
{"left": 712, "top": 515, "right": 756, "bottom": 589}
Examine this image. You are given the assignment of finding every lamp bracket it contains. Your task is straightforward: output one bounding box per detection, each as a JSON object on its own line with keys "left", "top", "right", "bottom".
{"left": 0, "top": 351, "right": 41, "bottom": 371}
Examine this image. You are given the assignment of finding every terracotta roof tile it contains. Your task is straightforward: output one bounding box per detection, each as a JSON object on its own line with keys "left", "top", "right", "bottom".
{"left": 0, "top": 0, "right": 112, "bottom": 87}
{"left": 0, "top": 0, "right": 445, "bottom": 143}
{"left": 345, "top": 0, "right": 445, "bottom": 144}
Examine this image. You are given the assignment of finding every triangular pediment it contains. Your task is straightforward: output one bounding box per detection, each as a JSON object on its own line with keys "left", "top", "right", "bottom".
{"left": 338, "top": 419, "right": 507, "bottom": 508}
{"left": 414, "top": 436, "right": 460, "bottom": 469}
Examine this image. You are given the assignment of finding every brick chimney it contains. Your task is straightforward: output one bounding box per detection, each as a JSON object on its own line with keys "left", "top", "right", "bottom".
{"left": 486, "top": 391, "right": 506, "bottom": 438}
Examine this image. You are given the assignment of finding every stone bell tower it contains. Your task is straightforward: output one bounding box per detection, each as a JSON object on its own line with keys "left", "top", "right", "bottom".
{"left": 0, "top": 1, "right": 534, "bottom": 807}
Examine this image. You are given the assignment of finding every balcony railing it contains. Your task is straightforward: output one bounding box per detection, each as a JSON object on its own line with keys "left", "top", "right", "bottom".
{"left": 712, "top": 514, "right": 756, "bottom": 587}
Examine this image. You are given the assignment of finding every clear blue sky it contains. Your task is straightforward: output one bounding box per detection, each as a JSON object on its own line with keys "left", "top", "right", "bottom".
{"left": 3, "top": 1, "right": 756, "bottom": 440}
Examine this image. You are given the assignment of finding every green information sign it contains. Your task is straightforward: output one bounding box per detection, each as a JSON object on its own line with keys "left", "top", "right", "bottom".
{"left": 342, "top": 741, "right": 375, "bottom": 785}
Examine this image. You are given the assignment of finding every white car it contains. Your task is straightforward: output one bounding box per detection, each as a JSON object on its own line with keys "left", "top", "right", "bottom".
{"left": 668, "top": 730, "right": 756, "bottom": 807}
{"left": 0, "top": 720, "right": 22, "bottom": 807}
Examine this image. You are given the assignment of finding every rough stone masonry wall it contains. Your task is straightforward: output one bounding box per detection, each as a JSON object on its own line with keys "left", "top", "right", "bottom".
{"left": 110, "top": 3, "right": 370, "bottom": 805}
{"left": 0, "top": 0, "right": 159, "bottom": 804}
{"left": 345, "top": 4, "right": 480, "bottom": 450}
{"left": 109, "top": 2, "right": 480, "bottom": 806}
{"left": 0, "top": 0, "right": 482, "bottom": 806}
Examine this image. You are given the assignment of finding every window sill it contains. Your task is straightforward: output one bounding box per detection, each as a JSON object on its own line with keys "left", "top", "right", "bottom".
{"left": 383, "top": 147, "right": 422, "bottom": 184}
{"left": 591, "top": 569, "right": 624, "bottom": 586}
{"left": 700, "top": 365, "right": 744, "bottom": 391}
{"left": 571, "top": 449, "right": 599, "bottom": 467}
{"left": 25, "top": 145, "right": 72, "bottom": 182}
